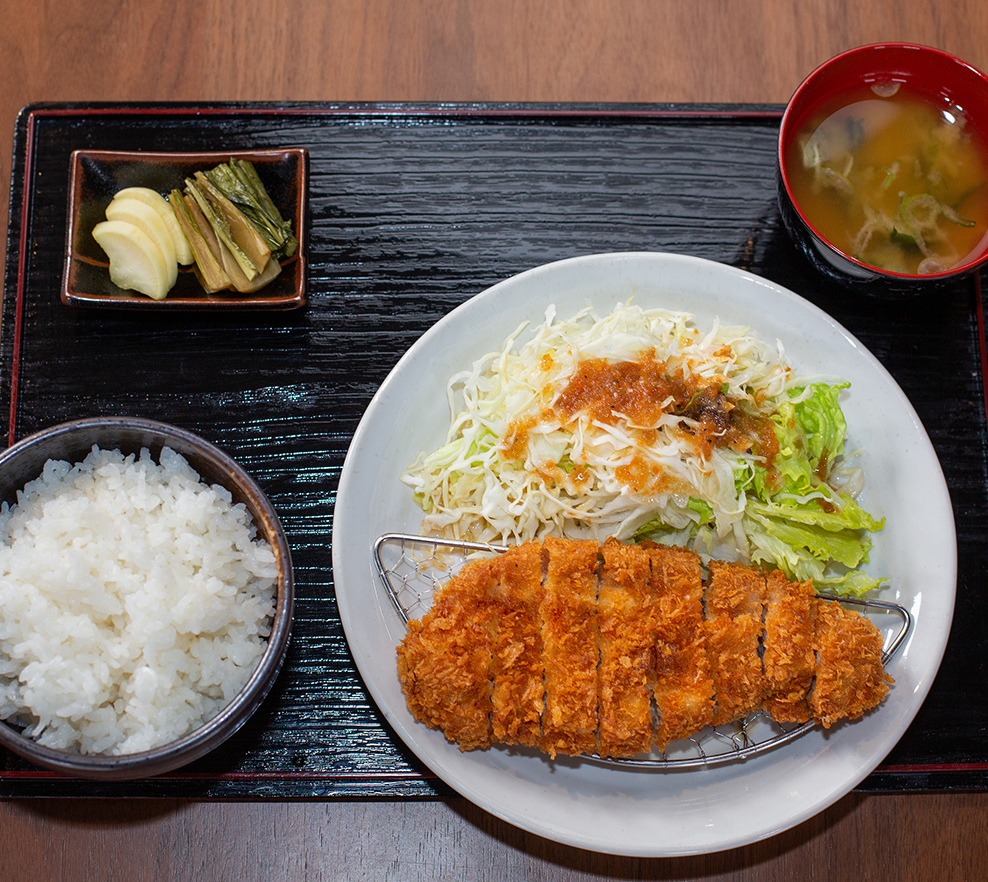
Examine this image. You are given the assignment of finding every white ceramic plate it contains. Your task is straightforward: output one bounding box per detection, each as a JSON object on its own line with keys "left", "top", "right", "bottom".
{"left": 332, "top": 252, "right": 955, "bottom": 856}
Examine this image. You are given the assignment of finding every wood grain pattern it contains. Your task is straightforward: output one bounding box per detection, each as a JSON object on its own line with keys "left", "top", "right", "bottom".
{"left": 2, "top": 1, "right": 988, "bottom": 877}
{"left": 1, "top": 793, "right": 987, "bottom": 881}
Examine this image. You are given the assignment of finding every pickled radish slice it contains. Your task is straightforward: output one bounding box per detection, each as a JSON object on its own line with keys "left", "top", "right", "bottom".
{"left": 92, "top": 220, "right": 172, "bottom": 301}
{"left": 113, "top": 186, "right": 195, "bottom": 265}
{"left": 105, "top": 198, "right": 179, "bottom": 288}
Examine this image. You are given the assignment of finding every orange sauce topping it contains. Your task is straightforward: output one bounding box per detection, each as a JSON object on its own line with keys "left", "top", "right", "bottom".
{"left": 497, "top": 353, "right": 779, "bottom": 489}
{"left": 501, "top": 414, "right": 538, "bottom": 461}
{"left": 553, "top": 352, "right": 678, "bottom": 425}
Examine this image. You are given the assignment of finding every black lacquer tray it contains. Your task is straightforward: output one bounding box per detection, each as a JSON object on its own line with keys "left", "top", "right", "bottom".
{"left": 2, "top": 102, "right": 986, "bottom": 798}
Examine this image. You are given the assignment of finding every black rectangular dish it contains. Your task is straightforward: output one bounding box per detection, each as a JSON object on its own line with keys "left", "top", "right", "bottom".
{"left": 2, "top": 102, "right": 986, "bottom": 797}
{"left": 63, "top": 147, "right": 308, "bottom": 310}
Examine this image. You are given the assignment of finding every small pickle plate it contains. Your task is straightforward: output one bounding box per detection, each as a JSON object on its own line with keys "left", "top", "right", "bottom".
{"left": 62, "top": 148, "right": 309, "bottom": 310}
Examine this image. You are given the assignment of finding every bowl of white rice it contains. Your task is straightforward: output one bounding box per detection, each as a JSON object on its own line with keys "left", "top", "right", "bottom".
{"left": 0, "top": 416, "right": 293, "bottom": 779}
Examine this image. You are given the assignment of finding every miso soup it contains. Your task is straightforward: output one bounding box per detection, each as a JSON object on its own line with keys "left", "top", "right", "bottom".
{"left": 785, "top": 83, "right": 988, "bottom": 274}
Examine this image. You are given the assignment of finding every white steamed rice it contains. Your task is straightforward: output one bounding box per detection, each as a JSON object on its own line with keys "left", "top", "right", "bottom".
{"left": 0, "top": 445, "right": 278, "bottom": 756}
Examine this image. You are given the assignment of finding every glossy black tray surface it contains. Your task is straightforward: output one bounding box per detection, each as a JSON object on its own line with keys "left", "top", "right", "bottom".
{"left": 2, "top": 102, "right": 986, "bottom": 797}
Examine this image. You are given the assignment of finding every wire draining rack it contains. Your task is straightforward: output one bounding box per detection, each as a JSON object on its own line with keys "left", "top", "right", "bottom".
{"left": 373, "top": 532, "right": 913, "bottom": 770}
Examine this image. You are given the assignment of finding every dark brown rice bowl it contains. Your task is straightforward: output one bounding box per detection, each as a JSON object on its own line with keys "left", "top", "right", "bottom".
{"left": 0, "top": 416, "right": 293, "bottom": 780}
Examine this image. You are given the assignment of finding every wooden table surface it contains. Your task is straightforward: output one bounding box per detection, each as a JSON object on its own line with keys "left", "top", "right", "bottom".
{"left": 1, "top": 2, "right": 987, "bottom": 878}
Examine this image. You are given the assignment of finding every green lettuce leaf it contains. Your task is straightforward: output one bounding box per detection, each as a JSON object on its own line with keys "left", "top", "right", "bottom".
{"left": 687, "top": 497, "right": 715, "bottom": 525}
{"left": 640, "top": 381, "right": 887, "bottom": 596}
{"left": 745, "top": 502, "right": 873, "bottom": 569}
{"left": 794, "top": 381, "right": 848, "bottom": 465}
{"left": 747, "top": 495, "right": 885, "bottom": 534}
{"left": 750, "top": 382, "right": 850, "bottom": 498}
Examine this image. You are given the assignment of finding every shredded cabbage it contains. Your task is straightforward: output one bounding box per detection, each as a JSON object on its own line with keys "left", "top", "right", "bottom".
{"left": 401, "top": 302, "right": 886, "bottom": 595}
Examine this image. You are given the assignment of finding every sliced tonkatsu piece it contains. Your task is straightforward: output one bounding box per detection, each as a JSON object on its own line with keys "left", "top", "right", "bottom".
{"left": 490, "top": 541, "right": 546, "bottom": 749}
{"left": 645, "top": 541, "right": 714, "bottom": 751}
{"left": 596, "top": 538, "right": 654, "bottom": 758}
{"left": 396, "top": 556, "right": 501, "bottom": 751}
{"left": 540, "top": 536, "right": 601, "bottom": 758}
{"left": 809, "top": 598, "right": 894, "bottom": 727}
{"left": 704, "top": 559, "right": 767, "bottom": 726}
{"left": 761, "top": 570, "right": 816, "bottom": 723}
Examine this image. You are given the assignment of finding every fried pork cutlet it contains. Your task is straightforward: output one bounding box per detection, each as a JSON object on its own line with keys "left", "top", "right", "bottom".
{"left": 540, "top": 536, "right": 600, "bottom": 758}
{"left": 490, "top": 541, "right": 545, "bottom": 748}
{"left": 645, "top": 541, "right": 714, "bottom": 752}
{"left": 396, "top": 556, "right": 500, "bottom": 751}
{"left": 704, "top": 560, "right": 767, "bottom": 726}
{"left": 762, "top": 570, "right": 816, "bottom": 723}
{"left": 395, "top": 536, "right": 895, "bottom": 759}
{"left": 809, "top": 597, "right": 894, "bottom": 727}
{"left": 597, "top": 538, "right": 654, "bottom": 758}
